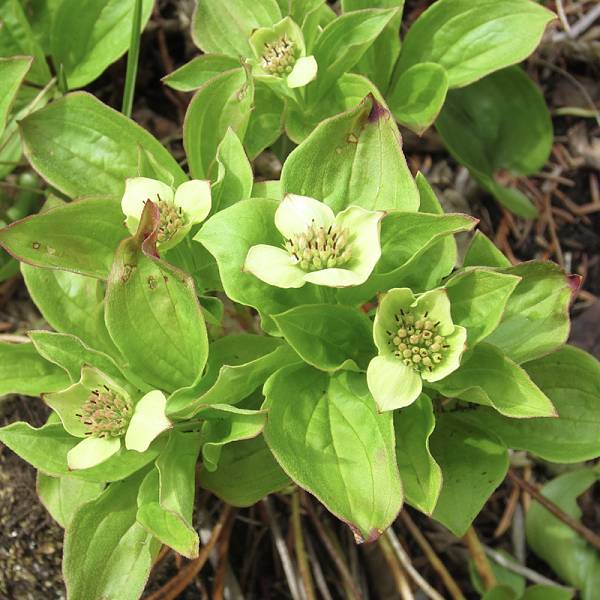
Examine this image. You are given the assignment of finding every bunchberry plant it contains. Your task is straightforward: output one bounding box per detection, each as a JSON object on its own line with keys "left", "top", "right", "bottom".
{"left": 0, "top": 2, "right": 598, "bottom": 600}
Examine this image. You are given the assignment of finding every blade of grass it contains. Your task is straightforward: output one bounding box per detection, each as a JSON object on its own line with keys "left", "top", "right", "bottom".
{"left": 122, "top": 0, "right": 143, "bottom": 117}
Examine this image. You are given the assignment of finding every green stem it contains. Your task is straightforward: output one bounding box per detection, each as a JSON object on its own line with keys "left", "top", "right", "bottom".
{"left": 121, "top": 0, "right": 143, "bottom": 117}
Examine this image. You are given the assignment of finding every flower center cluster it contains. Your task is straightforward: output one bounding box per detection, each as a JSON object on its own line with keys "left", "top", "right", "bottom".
{"left": 77, "top": 387, "right": 133, "bottom": 438}
{"left": 157, "top": 198, "right": 185, "bottom": 244}
{"left": 285, "top": 221, "right": 352, "bottom": 271}
{"left": 388, "top": 310, "right": 449, "bottom": 372}
{"left": 261, "top": 35, "right": 296, "bottom": 75}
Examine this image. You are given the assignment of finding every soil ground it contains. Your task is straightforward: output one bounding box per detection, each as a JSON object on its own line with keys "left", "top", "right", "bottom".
{"left": 1, "top": 0, "right": 599, "bottom": 598}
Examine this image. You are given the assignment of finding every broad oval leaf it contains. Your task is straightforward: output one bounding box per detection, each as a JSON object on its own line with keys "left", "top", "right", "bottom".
{"left": 63, "top": 471, "right": 161, "bottom": 600}
{"left": 0, "top": 197, "right": 126, "bottom": 279}
{"left": 50, "top": 0, "right": 154, "bottom": 89}
{"left": 394, "top": 394, "right": 442, "bottom": 515}
{"left": 0, "top": 56, "right": 31, "bottom": 136}
{"left": 200, "top": 435, "right": 291, "bottom": 507}
{"left": 272, "top": 304, "right": 375, "bottom": 371}
{"left": 387, "top": 62, "right": 449, "bottom": 135}
{"left": 431, "top": 412, "right": 508, "bottom": 536}
{"left": 264, "top": 364, "right": 402, "bottom": 542}
{"left": 434, "top": 343, "right": 557, "bottom": 419}
{"left": 163, "top": 54, "right": 241, "bottom": 92}
{"left": 0, "top": 341, "right": 70, "bottom": 396}
{"left": 395, "top": 0, "right": 555, "bottom": 88}
{"left": 192, "top": 0, "right": 282, "bottom": 57}
{"left": 105, "top": 236, "right": 208, "bottom": 393}
{"left": 281, "top": 94, "right": 419, "bottom": 213}
{"left": 457, "top": 346, "right": 600, "bottom": 463}
{"left": 183, "top": 67, "right": 254, "bottom": 179}
{"left": 20, "top": 92, "right": 186, "bottom": 198}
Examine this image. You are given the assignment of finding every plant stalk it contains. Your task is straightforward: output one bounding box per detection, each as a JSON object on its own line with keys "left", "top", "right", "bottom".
{"left": 122, "top": 0, "right": 143, "bottom": 117}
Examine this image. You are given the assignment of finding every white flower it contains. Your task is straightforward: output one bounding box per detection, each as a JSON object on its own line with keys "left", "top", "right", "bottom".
{"left": 249, "top": 17, "right": 318, "bottom": 89}
{"left": 44, "top": 367, "right": 171, "bottom": 470}
{"left": 244, "top": 193, "right": 384, "bottom": 288}
{"left": 367, "top": 288, "right": 467, "bottom": 411}
{"left": 121, "top": 177, "right": 211, "bottom": 250}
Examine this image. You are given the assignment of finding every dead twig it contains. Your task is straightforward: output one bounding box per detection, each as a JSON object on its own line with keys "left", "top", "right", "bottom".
{"left": 400, "top": 511, "right": 466, "bottom": 600}
{"left": 385, "top": 527, "right": 445, "bottom": 600}
{"left": 292, "top": 490, "right": 315, "bottom": 600}
{"left": 462, "top": 527, "right": 497, "bottom": 591}
{"left": 508, "top": 470, "right": 600, "bottom": 551}
{"left": 146, "top": 504, "right": 234, "bottom": 600}
{"left": 378, "top": 533, "right": 415, "bottom": 600}
{"left": 262, "top": 497, "right": 303, "bottom": 600}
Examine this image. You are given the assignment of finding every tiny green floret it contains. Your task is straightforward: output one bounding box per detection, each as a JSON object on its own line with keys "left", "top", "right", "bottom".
{"left": 286, "top": 221, "right": 352, "bottom": 271}
{"left": 78, "top": 387, "right": 133, "bottom": 438}
{"left": 261, "top": 34, "right": 296, "bottom": 75}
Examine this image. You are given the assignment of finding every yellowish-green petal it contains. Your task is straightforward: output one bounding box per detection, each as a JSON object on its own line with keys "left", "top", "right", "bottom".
{"left": 125, "top": 390, "right": 171, "bottom": 453}
{"left": 422, "top": 325, "right": 467, "bottom": 383}
{"left": 335, "top": 206, "right": 384, "bottom": 284}
{"left": 415, "top": 288, "right": 454, "bottom": 336}
{"left": 121, "top": 177, "right": 173, "bottom": 223}
{"left": 244, "top": 244, "right": 307, "bottom": 288}
{"left": 67, "top": 436, "right": 121, "bottom": 470}
{"left": 367, "top": 355, "right": 422, "bottom": 412}
{"left": 373, "top": 288, "right": 416, "bottom": 353}
{"left": 44, "top": 383, "right": 88, "bottom": 438}
{"left": 174, "top": 179, "right": 211, "bottom": 224}
{"left": 274, "top": 194, "right": 335, "bottom": 239}
{"left": 287, "top": 56, "right": 318, "bottom": 88}
{"left": 302, "top": 267, "right": 362, "bottom": 287}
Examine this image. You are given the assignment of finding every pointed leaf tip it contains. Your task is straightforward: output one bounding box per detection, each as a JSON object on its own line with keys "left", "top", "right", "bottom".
{"left": 134, "top": 200, "right": 161, "bottom": 258}
{"left": 367, "top": 95, "right": 390, "bottom": 123}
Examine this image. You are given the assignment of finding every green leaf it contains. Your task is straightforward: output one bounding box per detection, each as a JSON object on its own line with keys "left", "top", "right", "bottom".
{"left": 337, "top": 210, "right": 476, "bottom": 305}
{"left": 0, "top": 197, "right": 126, "bottom": 278}
{"left": 272, "top": 304, "right": 375, "bottom": 371}
{"left": 486, "top": 261, "right": 572, "bottom": 364}
{"left": 37, "top": 472, "right": 104, "bottom": 528}
{"left": 50, "top": 0, "right": 153, "bottom": 89}
{"left": 0, "top": 56, "right": 31, "bottom": 136}
{"left": 167, "top": 334, "right": 297, "bottom": 419}
{"left": 137, "top": 431, "right": 201, "bottom": 557}
{"left": 430, "top": 412, "right": 508, "bottom": 536}
{"left": 200, "top": 435, "right": 291, "bottom": 506}
{"left": 438, "top": 66, "right": 553, "bottom": 174}
{"left": 0, "top": 421, "right": 162, "bottom": 482}
{"left": 436, "top": 67, "right": 553, "bottom": 216}
{"left": 28, "top": 331, "right": 126, "bottom": 386}
{"left": 520, "top": 586, "right": 574, "bottom": 600}
{"left": 201, "top": 408, "right": 266, "bottom": 471}
{"left": 22, "top": 265, "right": 119, "bottom": 357}
{"left": 446, "top": 268, "right": 521, "bottom": 346}
{"left": 395, "top": 0, "right": 555, "bottom": 88}
{"left": 434, "top": 343, "right": 556, "bottom": 418}
{"left": 0, "top": 0, "right": 51, "bottom": 84}
{"left": 192, "top": 0, "right": 282, "bottom": 57}
{"left": 163, "top": 54, "right": 241, "bottom": 91}
{"left": 457, "top": 346, "right": 600, "bottom": 463}
{"left": 342, "top": 0, "right": 404, "bottom": 92}
{"left": 0, "top": 341, "right": 70, "bottom": 396}
{"left": 264, "top": 365, "right": 402, "bottom": 542}
{"left": 387, "top": 63, "right": 449, "bottom": 135}
{"left": 183, "top": 67, "right": 254, "bottom": 179}
{"left": 310, "top": 8, "right": 399, "bottom": 101}
{"left": 394, "top": 394, "right": 441, "bottom": 515}
{"left": 106, "top": 234, "right": 208, "bottom": 393}
{"left": 20, "top": 92, "right": 186, "bottom": 198}
{"left": 245, "top": 81, "right": 285, "bottom": 158}
{"left": 211, "top": 128, "right": 253, "bottom": 212}
{"left": 464, "top": 231, "right": 511, "bottom": 268}
{"left": 525, "top": 469, "right": 600, "bottom": 600}
{"left": 470, "top": 550, "right": 526, "bottom": 597}
{"left": 281, "top": 94, "right": 419, "bottom": 212}
{"left": 64, "top": 470, "right": 161, "bottom": 600}
{"left": 196, "top": 198, "right": 326, "bottom": 332}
